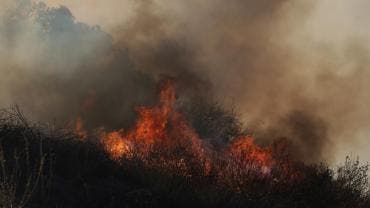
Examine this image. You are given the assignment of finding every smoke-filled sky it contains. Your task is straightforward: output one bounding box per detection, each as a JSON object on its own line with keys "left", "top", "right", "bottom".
{"left": 1, "top": 0, "right": 370, "bottom": 164}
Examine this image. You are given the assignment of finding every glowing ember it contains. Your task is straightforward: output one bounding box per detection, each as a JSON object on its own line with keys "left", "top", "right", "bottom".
{"left": 100, "top": 130, "right": 132, "bottom": 159}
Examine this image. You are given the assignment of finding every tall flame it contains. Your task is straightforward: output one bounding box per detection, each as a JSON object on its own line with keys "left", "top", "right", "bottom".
{"left": 99, "top": 81, "right": 209, "bottom": 171}
{"left": 91, "top": 81, "right": 292, "bottom": 182}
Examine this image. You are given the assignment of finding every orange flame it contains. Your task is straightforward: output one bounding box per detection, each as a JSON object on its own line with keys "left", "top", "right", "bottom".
{"left": 99, "top": 81, "right": 211, "bottom": 175}
{"left": 85, "top": 80, "right": 294, "bottom": 182}
{"left": 100, "top": 81, "right": 175, "bottom": 154}
{"left": 227, "top": 136, "right": 273, "bottom": 168}
{"left": 100, "top": 130, "right": 132, "bottom": 159}
{"left": 131, "top": 81, "right": 175, "bottom": 144}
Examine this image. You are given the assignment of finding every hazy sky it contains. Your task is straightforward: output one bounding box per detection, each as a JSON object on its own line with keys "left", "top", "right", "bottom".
{"left": 34, "top": 0, "right": 370, "bottom": 42}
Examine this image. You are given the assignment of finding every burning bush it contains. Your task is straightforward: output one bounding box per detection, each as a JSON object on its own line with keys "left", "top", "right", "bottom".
{"left": 0, "top": 84, "right": 368, "bottom": 207}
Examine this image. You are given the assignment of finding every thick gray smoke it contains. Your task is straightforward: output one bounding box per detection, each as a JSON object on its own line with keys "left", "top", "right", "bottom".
{"left": 0, "top": 0, "right": 159, "bottom": 130}
{"left": 1, "top": 0, "right": 370, "bottom": 163}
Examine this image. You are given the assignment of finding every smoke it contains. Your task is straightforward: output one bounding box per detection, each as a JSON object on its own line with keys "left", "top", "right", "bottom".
{"left": 0, "top": 0, "right": 158, "bottom": 130}
{"left": 111, "top": 0, "right": 333, "bottom": 163}
{"left": 122, "top": 0, "right": 370, "bottom": 163}
{"left": 1, "top": 0, "right": 370, "bottom": 163}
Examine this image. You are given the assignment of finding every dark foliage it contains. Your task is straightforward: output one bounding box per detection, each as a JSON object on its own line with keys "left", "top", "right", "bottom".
{"left": 181, "top": 98, "right": 244, "bottom": 149}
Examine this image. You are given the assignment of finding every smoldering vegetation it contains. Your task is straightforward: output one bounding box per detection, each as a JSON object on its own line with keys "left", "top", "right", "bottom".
{"left": 0, "top": 107, "right": 368, "bottom": 207}
{"left": 1, "top": 0, "right": 370, "bottom": 165}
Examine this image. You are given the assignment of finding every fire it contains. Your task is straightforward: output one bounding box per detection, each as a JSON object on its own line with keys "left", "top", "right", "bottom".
{"left": 131, "top": 81, "right": 175, "bottom": 144}
{"left": 99, "top": 81, "right": 176, "bottom": 156}
{"left": 76, "top": 80, "right": 296, "bottom": 182}
{"left": 227, "top": 136, "right": 273, "bottom": 168}
{"left": 100, "top": 130, "right": 132, "bottom": 159}
{"left": 70, "top": 80, "right": 305, "bottom": 191}
{"left": 98, "top": 81, "right": 210, "bottom": 175}
{"left": 98, "top": 81, "right": 275, "bottom": 170}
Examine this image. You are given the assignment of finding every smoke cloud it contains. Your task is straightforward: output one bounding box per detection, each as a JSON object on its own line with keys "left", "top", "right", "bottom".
{"left": 1, "top": 0, "right": 370, "bottom": 163}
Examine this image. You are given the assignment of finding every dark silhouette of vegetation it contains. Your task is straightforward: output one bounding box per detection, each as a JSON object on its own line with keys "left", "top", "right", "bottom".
{"left": 0, "top": 107, "right": 368, "bottom": 208}
{"left": 181, "top": 98, "right": 244, "bottom": 149}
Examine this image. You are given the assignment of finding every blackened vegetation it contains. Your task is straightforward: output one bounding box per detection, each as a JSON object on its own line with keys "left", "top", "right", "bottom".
{"left": 0, "top": 107, "right": 368, "bottom": 208}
